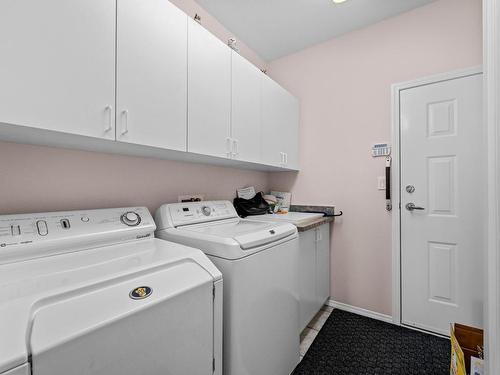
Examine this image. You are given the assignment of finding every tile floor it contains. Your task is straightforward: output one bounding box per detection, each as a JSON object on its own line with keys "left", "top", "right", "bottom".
{"left": 299, "top": 304, "right": 334, "bottom": 361}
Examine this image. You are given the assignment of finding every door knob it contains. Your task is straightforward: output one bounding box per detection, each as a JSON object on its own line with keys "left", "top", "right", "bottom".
{"left": 406, "top": 203, "right": 425, "bottom": 211}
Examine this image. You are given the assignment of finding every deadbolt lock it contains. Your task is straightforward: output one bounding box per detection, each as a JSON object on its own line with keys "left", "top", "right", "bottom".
{"left": 406, "top": 185, "right": 415, "bottom": 193}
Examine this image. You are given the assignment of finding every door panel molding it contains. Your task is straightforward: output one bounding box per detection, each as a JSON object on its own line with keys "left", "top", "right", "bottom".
{"left": 390, "top": 66, "right": 482, "bottom": 327}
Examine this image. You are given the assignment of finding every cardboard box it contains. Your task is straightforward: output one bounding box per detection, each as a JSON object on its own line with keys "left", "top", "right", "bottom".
{"left": 450, "top": 323, "right": 484, "bottom": 375}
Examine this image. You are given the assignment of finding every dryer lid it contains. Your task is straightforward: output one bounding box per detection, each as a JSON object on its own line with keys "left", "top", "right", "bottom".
{"left": 0, "top": 238, "right": 221, "bottom": 374}
{"left": 29, "top": 260, "right": 214, "bottom": 375}
{"left": 178, "top": 219, "right": 296, "bottom": 250}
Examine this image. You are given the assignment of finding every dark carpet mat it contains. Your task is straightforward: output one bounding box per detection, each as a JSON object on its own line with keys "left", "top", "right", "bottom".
{"left": 293, "top": 309, "right": 450, "bottom": 375}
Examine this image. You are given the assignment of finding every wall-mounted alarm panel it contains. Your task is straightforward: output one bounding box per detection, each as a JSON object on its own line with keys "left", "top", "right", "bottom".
{"left": 372, "top": 143, "right": 391, "bottom": 157}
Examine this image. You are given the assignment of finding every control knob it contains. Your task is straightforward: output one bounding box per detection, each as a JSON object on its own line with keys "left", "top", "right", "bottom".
{"left": 121, "top": 211, "right": 141, "bottom": 226}
{"left": 201, "top": 206, "right": 211, "bottom": 216}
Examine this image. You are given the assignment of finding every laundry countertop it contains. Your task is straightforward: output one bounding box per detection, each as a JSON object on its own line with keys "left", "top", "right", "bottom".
{"left": 246, "top": 205, "right": 336, "bottom": 232}
{"left": 295, "top": 215, "right": 335, "bottom": 232}
{"left": 288, "top": 205, "right": 336, "bottom": 232}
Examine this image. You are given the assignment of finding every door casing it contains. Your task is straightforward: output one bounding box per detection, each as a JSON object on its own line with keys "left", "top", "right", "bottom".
{"left": 390, "top": 66, "right": 483, "bottom": 330}
{"left": 484, "top": 0, "right": 500, "bottom": 373}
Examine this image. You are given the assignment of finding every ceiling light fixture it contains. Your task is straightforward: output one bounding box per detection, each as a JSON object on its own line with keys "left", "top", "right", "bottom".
{"left": 332, "top": 0, "right": 348, "bottom": 3}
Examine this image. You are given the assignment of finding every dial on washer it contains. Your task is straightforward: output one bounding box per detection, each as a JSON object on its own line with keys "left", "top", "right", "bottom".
{"left": 201, "top": 206, "right": 211, "bottom": 216}
{"left": 121, "top": 211, "right": 141, "bottom": 226}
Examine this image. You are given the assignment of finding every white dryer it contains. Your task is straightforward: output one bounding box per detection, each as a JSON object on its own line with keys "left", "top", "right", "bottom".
{"left": 155, "top": 201, "right": 300, "bottom": 375}
{"left": 0, "top": 207, "right": 222, "bottom": 375}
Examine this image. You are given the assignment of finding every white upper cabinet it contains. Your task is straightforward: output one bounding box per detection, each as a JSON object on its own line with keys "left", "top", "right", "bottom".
{"left": 188, "top": 20, "right": 231, "bottom": 158}
{"left": 0, "top": 0, "right": 299, "bottom": 171}
{"left": 0, "top": 0, "right": 115, "bottom": 140}
{"left": 117, "top": 0, "right": 187, "bottom": 151}
{"left": 281, "top": 95, "right": 300, "bottom": 170}
{"left": 231, "top": 52, "right": 262, "bottom": 163}
{"left": 261, "top": 75, "right": 299, "bottom": 169}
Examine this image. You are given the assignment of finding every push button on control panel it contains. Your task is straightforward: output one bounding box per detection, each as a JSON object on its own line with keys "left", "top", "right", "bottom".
{"left": 10, "top": 225, "right": 21, "bottom": 236}
{"left": 36, "top": 220, "right": 48, "bottom": 236}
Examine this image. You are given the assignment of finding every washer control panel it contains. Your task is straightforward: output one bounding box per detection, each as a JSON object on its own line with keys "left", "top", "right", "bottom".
{"left": 0, "top": 207, "right": 155, "bottom": 264}
{"left": 158, "top": 201, "right": 238, "bottom": 228}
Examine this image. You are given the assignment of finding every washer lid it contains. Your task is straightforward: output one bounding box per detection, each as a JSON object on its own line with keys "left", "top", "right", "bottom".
{"left": 179, "top": 219, "right": 296, "bottom": 250}
{"left": 0, "top": 238, "right": 221, "bottom": 374}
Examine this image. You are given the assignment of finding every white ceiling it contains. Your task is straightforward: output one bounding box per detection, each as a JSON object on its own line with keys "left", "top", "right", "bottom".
{"left": 194, "top": 0, "right": 437, "bottom": 61}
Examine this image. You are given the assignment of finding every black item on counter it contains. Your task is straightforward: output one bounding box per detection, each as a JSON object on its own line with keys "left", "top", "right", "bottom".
{"left": 233, "top": 192, "right": 270, "bottom": 217}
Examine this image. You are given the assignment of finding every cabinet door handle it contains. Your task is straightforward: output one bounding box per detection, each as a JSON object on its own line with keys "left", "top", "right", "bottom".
{"left": 233, "top": 139, "right": 239, "bottom": 157}
{"left": 226, "top": 137, "right": 232, "bottom": 158}
{"left": 104, "top": 105, "right": 113, "bottom": 133}
{"left": 121, "top": 110, "right": 129, "bottom": 135}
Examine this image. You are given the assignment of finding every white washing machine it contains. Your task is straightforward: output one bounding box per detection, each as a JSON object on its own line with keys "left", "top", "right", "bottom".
{"left": 0, "top": 207, "right": 222, "bottom": 375}
{"left": 155, "top": 201, "right": 300, "bottom": 375}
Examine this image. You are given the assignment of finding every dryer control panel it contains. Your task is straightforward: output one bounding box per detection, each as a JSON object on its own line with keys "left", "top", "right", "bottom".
{"left": 155, "top": 201, "right": 238, "bottom": 229}
{"left": 0, "top": 207, "right": 155, "bottom": 264}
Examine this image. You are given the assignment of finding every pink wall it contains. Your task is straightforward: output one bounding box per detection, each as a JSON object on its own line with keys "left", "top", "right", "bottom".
{"left": 0, "top": 0, "right": 269, "bottom": 216}
{"left": 267, "top": 0, "right": 483, "bottom": 315}
{"left": 0, "top": 141, "right": 268, "bottom": 215}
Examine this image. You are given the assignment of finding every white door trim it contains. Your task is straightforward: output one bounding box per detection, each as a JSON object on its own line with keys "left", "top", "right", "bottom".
{"left": 390, "top": 66, "right": 483, "bottom": 327}
{"left": 484, "top": 0, "right": 500, "bottom": 373}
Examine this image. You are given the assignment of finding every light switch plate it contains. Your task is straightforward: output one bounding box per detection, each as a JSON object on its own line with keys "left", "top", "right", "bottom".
{"left": 377, "top": 176, "right": 386, "bottom": 190}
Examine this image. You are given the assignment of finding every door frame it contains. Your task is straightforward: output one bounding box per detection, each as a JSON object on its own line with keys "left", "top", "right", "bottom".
{"left": 390, "top": 66, "right": 483, "bottom": 329}
{"left": 484, "top": 0, "right": 500, "bottom": 373}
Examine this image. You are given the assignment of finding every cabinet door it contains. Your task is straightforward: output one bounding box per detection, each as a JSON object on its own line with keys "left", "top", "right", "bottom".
{"left": 261, "top": 75, "right": 284, "bottom": 166}
{"left": 298, "top": 229, "right": 318, "bottom": 332}
{"left": 0, "top": 0, "right": 115, "bottom": 139}
{"left": 315, "top": 224, "right": 331, "bottom": 307}
{"left": 188, "top": 20, "right": 231, "bottom": 158}
{"left": 261, "top": 75, "right": 299, "bottom": 168}
{"left": 231, "top": 52, "right": 262, "bottom": 163}
{"left": 116, "top": 0, "right": 187, "bottom": 151}
{"left": 281, "top": 94, "right": 300, "bottom": 169}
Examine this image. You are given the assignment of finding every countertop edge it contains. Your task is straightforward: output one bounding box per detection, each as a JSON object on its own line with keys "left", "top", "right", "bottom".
{"left": 296, "top": 216, "right": 335, "bottom": 232}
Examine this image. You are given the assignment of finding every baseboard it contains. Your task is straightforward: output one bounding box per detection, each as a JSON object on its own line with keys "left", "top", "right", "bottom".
{"left": 327, "top": 299, "right": 394, "bottom": 324}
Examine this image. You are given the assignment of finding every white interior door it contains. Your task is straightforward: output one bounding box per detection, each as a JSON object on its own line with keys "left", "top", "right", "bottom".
{"left": 117, "top": 0, "right": 187, "bottom": 151}
{"left": 400, "top": 73, "right": 484, "bottom": 335}
{"left": 187, "top": 20, "right": 231, "bottom": 158}
{"left": 0, "top": 0, "right": 115, "bottom": 139}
